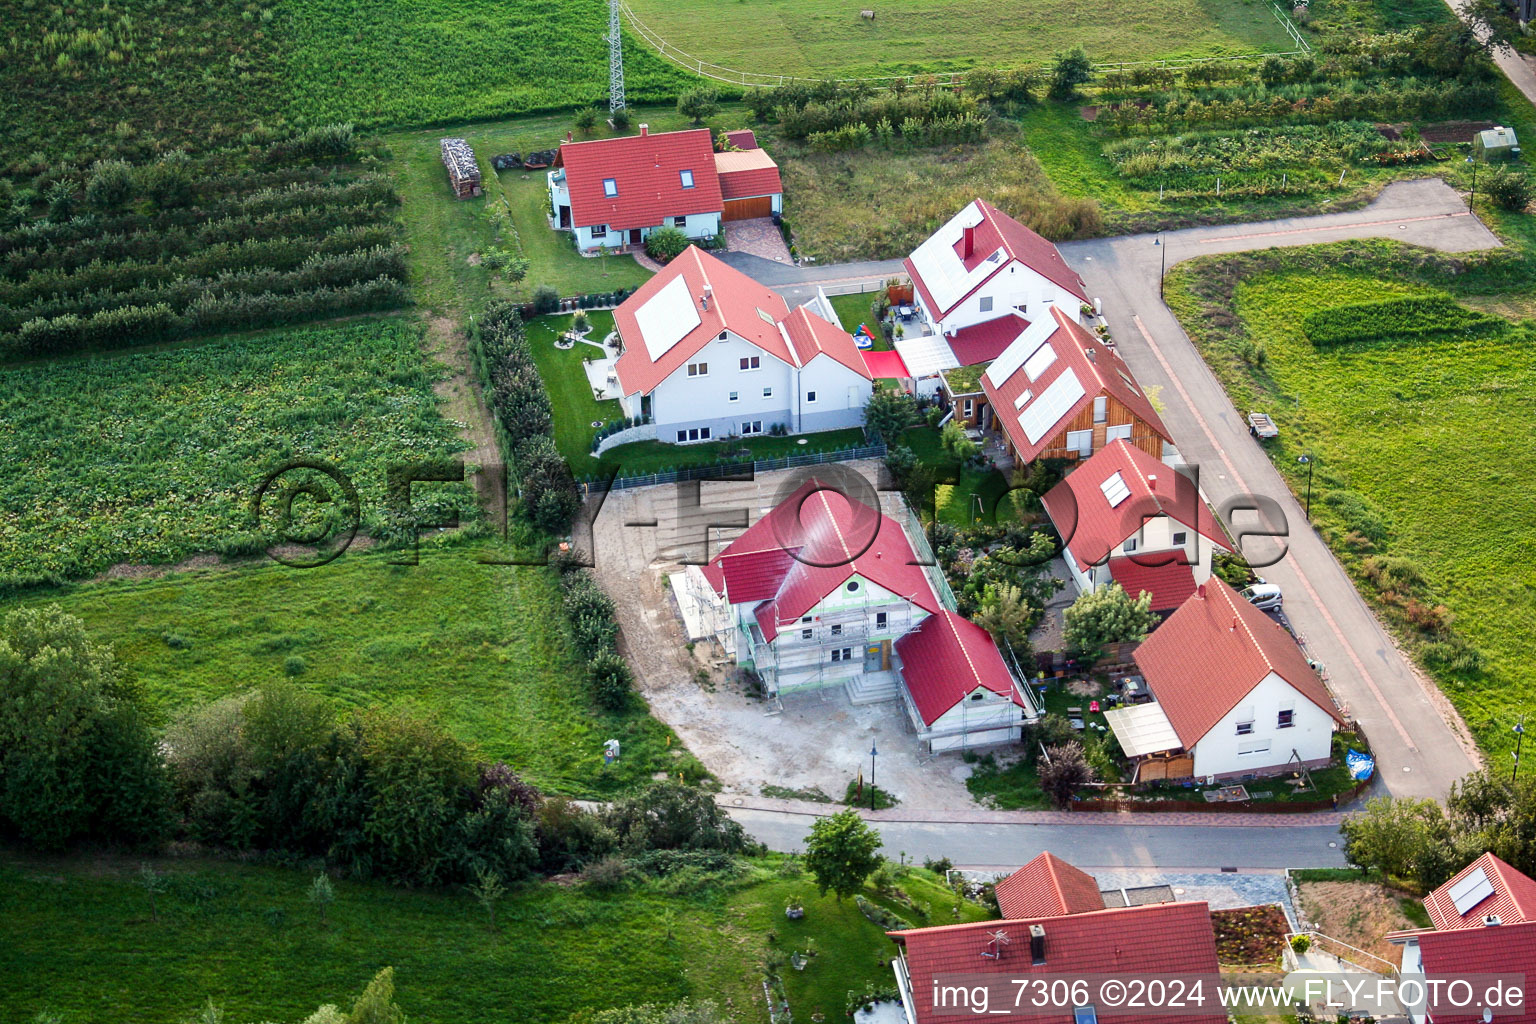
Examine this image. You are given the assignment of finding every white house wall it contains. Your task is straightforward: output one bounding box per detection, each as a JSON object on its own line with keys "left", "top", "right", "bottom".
{"left": 648, "top": 331, "right": 796, "bottom": 439}
{"left": 793, "top": 354, "right": 873, "bottom": 434}
{"left": 916, "top": 260, "right": 1084, "bottom": 336}
{"left": 572, "top": 212, "right": 722, "bottom": 252}
{"left": 922, "top": 687, "right": 1027, "bottom": 752}
{"left": 1191, "top": 671, "right": 1335, "bottom": 779}
{"left": 1068, "top": 512, "right": 1223, "bottom": 590}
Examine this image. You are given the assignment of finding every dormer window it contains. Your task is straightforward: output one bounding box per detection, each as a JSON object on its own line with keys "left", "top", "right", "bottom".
{"left": 602, "top": 178, "right": 618, "bottom": 197}
{"left": 680, "top": 169, "right": 695, "bottom": 189}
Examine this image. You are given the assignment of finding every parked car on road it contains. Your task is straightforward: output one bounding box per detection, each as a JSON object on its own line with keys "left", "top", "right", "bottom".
{"left": 1241, "top": 581, "right": 1283, "bottom": 611}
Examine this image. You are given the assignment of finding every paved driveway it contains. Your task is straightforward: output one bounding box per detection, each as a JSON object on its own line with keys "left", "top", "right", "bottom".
{"left": 724, "top": 217, "right": 792, "bottom": 263}
{"left": 1060, "top": 178, "right": 1493, "bottom": 800}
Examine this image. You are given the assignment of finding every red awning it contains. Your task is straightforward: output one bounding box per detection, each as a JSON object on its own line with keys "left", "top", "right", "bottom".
{"left": 1107, "top": 556, "right": 1198, "bottom": 613}
{"left": 860, "top": 348, "right": 910, "bottom": 379}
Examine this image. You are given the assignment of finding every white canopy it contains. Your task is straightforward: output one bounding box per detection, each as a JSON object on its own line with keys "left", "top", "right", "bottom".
{"left": 1104, "top": 701, "right": 1182, "bottom": 758}
{"left": 894, "top": 334, "right": 961, "bottom": 377}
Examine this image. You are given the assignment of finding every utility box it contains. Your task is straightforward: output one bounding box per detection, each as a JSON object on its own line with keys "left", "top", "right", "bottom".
{"left": 1474, "top": 125, "right": 1521, "bottom": 161}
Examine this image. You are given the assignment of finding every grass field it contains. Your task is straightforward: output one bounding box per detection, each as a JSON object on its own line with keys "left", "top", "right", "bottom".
{"left": 528, "top": 312, "right": 625, "bottom": 466}
{"left": 0, "top": 851, "right": 987, "bottom": 1024}
{"left": 3, "top": 542, "right": 701, "bottom": 798}
{"left": 1167, "top": 260, "right": 1536, "bottom": 758}
{"left": 0, "top": 319, "right": 476, "bottom": 590}
{"left": 623, "top": 0, "right": 1295, "bottom": 78}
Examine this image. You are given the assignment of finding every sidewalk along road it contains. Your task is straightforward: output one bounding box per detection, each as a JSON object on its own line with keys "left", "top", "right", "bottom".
{"left": 1059, "top": 178, "right": 1494, "bottom": 801}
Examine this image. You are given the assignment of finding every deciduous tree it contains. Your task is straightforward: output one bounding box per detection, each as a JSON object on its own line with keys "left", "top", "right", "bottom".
{"left": 804, "top": 809, "right": 883, "bottom": 901}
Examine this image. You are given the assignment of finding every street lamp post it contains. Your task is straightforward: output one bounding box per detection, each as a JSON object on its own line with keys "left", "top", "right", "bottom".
{"left": 1154, "top": 236, "right": 1167, "bottom": 300}
{"left": 1296, "top": 454, "right": 1314, "bottom": 522}
{"left": 1514, "top": 716, "right": 1526, "bottom": 783}
{"left": 869, "top": 742, "right": 879, "bottom": 811}
{"left": 1467, "top": 155, "right": 1479, "bottom": 212}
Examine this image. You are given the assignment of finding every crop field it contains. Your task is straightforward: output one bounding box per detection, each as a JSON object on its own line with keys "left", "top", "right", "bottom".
{"left": 623, "top": 0, "right": 1295, "bottom": 78}
{"left": 9, "top": 543, "right": 699, "bottom": 797}
{"left": 1166, "top": 256, "right": 1536, "bottom": 757}
{"left": 0, "top": 319, "right": 476, "bottom": 590}
{"left": 0, "top": 851, "right": 985, "bottom": 1024}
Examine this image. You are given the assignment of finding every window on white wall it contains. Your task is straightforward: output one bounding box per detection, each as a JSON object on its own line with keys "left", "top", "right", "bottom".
{"left": 673, "top": 216, "right": 687, "bottom": 228}
{"left": 830, "top": 648, "right": 853, "bottom": 663}
{"left": 763, "top": 387, "right": 773, "bottom": 399}
{"left": 740, "top": 356, "right": 760, "bottom": 371}
{"left": 1278, "top": 702, "right": 1296, "bottom": 729}
{"left": 1238, "top": 739, "right": 1272, "bottom": 756}
{"left": 1172, "top": 531, "right": 1187, "bottom": 545}
{"left": 1236, "top": 719, "right": 1254, "bottom": 736}
{"left": 728, "top": 391, "right": 739, "bottom": 402}
{"left": 801, "top": 628, "right": 813, "bottom": 640}
{"left": 592, "top": 224, "right": 609, "bottom": 237}
{"left": 979, "top": 296, "right": 994, "bottom": 312}
{"left": 742, "top": 420, "right": 763, "bottom": 435}
{"left": 806, "top": 391, "right": 817, "bottom": 403}
{"left": 686, "top": 362, "right": 707, "bottom": 377}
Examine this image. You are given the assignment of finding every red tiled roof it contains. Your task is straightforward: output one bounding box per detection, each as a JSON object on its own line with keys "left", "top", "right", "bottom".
{"left": 981, "top": 307, "right": 1173, "bottom": 464}
{"left": 1414, "top": 920, "right": 1536, "bottom": 1023}
{"left": 904, "top": 199, "right": 1088, "bottom": 323}
{"left": 725, "top": 129, "right": 759, "bottom": 150}
{"left": 714, "top": 148, "right": 782, "bottom": 201}
{"left": 1133, "top": 576, "right": 1344, "bottom": 748}
{"left": 613, "top": 246, "right": 795, "bottom": 397}
{"left": 994, "top": 852, "right": 1106, "bottom": 920}
{"left": 1041, "top": 440, "right": 1226, "bottom": 574}
{"left": 1425, "top": 852, "right": 1536, "bottom": 930}
{"left": 860, "top": 348, "right": 910, "bottom": 379}
{"left": 890, "top": 901, "right": 1225, "bottom": 1024}
{"left": 558, "top": 128, "right": 722, "bottom": 231}
{"left": 780, "top": 305, "right": 873, "bottom": 381}
{"left": 894, "top": 611, "right": 1022, "bottom": 725}
{"left": 946, "top": 314, "right": 1029, "bottom": 367}
{"left": 703, "top": 481, "right": 942, "bottom": 640}
{"left": 1108, "top": 556, "right": 1199, "bottom": 613}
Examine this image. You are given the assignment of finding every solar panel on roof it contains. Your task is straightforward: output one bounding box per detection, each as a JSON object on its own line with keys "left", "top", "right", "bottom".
{"left": 1100, "top": 472, "right": 1131, "bottom": 507}
{"left": 1023, "top": 341, "right": 1057, "bottom": 382}
{"left": 635, "top": 275, "right": 702, "bottom": 360}
{"left": 1449, "top": 866, "right": 1495, "bottom": 915}
{"left": 1018, "top": 368, "right": 1084, "bottom": 444}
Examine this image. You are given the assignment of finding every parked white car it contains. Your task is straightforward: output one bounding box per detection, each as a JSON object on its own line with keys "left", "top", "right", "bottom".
{"left": 1241, "top": 581, "right": 1283, "bottom": 611}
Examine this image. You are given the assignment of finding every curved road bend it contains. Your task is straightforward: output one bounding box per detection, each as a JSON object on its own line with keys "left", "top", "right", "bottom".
{"left": 1061, "top": 178, "right": 1493, "bottom": 799}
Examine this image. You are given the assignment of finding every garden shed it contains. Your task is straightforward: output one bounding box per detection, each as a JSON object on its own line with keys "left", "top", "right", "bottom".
{"left": 440, "top": 137, "right": 482, "bottom": 198}
{"left": 1474, "top": 125, "right": 1520, "bottom": 160}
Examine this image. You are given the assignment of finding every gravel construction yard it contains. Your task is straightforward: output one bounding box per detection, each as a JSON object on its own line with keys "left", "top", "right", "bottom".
{"left": 588, "top": 461, "right": 985, "bottom": 809}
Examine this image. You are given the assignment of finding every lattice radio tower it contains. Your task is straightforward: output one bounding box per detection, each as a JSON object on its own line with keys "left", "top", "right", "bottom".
{"left": 607, "top": 0, "right": 626, "bottom": 114}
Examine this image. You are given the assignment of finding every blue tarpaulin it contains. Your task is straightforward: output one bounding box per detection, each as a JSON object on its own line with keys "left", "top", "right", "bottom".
{"left": 1346, "top": 748, "right": 1375, "bottom": 781}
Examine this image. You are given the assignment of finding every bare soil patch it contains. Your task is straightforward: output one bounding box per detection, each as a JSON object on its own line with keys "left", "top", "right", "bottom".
{"left": 1296, "top": 880, "right": 1421, "bottom": 964}
{"left": 424, "top": 314, "right": 504, "bottom": 524}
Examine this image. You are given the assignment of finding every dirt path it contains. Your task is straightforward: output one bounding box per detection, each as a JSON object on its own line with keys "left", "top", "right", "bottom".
{"left": 424, "top": 314, "right": 504, "bottom": 524}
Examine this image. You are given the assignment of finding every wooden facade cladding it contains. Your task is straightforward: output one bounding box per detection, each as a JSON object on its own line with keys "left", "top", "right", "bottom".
{"left": 1002, "top": 391, "right": 1165, "bottom": 462}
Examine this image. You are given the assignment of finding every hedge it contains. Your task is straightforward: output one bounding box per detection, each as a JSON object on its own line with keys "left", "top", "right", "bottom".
{"left": 1301, "top": 295, "right": 1504, "bottom": 348}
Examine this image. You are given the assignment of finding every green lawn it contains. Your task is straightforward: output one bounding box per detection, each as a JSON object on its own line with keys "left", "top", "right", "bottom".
{"left": 596, "top": 428, "right": 872, "bottom": 481}
{"left": 826, "top": 291, "right": 891, "bottom": 349}
{"left": 0, "top": 852, "right": 987, "bottom": 1024}
{"left": 527, "top": 312, "right": 625, "bottom": 466}
{"left": 623, "top": 0, "right": 1294, "bottom": 77}
{"left": 4, "top": 543, "right": 700, "bottom": 799}
{"left": 899, "top": 426, "right": 1013, "bottom": 528}
{"left": 0, "top": 319, "right": 475, "bottom": 590}
{"left": 1167, "top": 260, "right": 1536, "bottom": 758}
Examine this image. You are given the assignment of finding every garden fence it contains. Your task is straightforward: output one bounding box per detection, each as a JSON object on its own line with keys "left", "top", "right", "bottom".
{"left": 579, "top": 442, "right": 887, "bottom": 493}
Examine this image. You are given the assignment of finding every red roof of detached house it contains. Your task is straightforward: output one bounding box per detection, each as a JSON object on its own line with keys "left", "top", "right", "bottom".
{"left": 1133, "top": 576, "right": 1344, "bottom": 749}
{"left": 894, "top": 611, "right": 1022, "bottom": 726}
{"left": 981, "top": 307, "right": 1172, "bottom": 464}
{"left": 903, "top": 199, "right": 1088, "bottom": 323}
{"left": 994, "top": 852, "right": 1106, "bottom": 921}
{"left": 889, "top": 901, "right": 1225, "bottom": 1024}
{"left": 713, "top": 148, "right": 783, "bottom": 201}
{"left": 702, "top": 481, "right": 941, "bottom": 641}
{"left": 1414, "top": 922, "right": 1536, "bottom": 1023}
{"left": 614, "top": 247, "right": 869, "bottom": 397}
{"left": 946, "top": 313, "right": 1029, "bottom": 368}
{"left": 1424, "top": 852, "right": 1536, "bottom": 930}
{"left": 1041, "top": 439, "right": 1226, "bottom": 574}
{"left": 725, "top": 129, "right": 759, "bottom": 150}
{"left": 558, "top": 127, "right": 722, "bottom": 232}
{"left": 1107, "top": 556, "right": 1199, "bottom": 613}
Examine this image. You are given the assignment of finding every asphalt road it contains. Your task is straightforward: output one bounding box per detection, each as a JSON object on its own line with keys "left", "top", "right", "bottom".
{"left": 1060, "top": 178, "right": 1495, "bottom": 800}
{"left": 730, "top": 809, "right": 1348, "bottom": 871}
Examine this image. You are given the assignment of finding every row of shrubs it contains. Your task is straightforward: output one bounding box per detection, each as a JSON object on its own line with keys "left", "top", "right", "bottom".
{"left": 0, "top": 244, "right": 406, "bottom": 334}
{"left": 771, "top": 90, "right": 989, "bottom": 146}
{"left": 590, "top": 416, "right": 649, "bottom": 451}
{"left": 807, "top": 112, "right": 987, "bottom": 153}
{"left": 1098, "top": 79, "right": 1498, "bottom": 134}
{"left": 0, "top": 223, "right": 396, "bottom": 306}
{"left": 1301, "top": 294, "right": 1505, "bottom": 347}
{"left": 3, "top": 275, "right": 406, "bottom": 357}
{"left": 528, "top": 284, "right": 640, "bottom": 316}
{"left": 0, "top": 604, "right": 750, "bottom": 888}
{"left": 557, "top": 563, "right": 637, "bottom": 712}
{"left": 472, "top": 302, "right": 582, "bottom": 535}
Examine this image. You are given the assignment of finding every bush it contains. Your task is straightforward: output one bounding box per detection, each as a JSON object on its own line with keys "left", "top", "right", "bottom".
{"left": 532, "top": 285, "right": 561, "bottom": 315}
{"left": 581, "top": 855, "right": 632, "bottom": 890}
{"left": 85, "top": 159, "right": 135, "bottom": 211}
{"left": 590, "top": 651, "right": 634, "bottom": 711}
{"left": 602, "top": 781, "right": 751, "bottom": 855}
{"left": 644, "top": 226, "right": 691, "bottom": 263}
{"left": 1037, "top": 741, "right": 1096, "bottom": 808}
{"left": 1289, "top": 934, "right": 1312, "bottom": 954}
{"left": 1483, "top": 166, "right": 1532, "bottom": 212}
{"left": 1049, "top": 47, "right": 1095, "bottom": 99}
{"left": 611, "top": 108, "right": 633, "bottom": 131}
{"left": 677, "top": 87, "right": 721, "bottom": 125}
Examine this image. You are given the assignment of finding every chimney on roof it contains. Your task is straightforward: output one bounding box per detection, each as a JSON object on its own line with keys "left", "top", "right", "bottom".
{"left": 1029, "top": 924, "right": 1047, "bottom": 965}
{"left": 639, "top": 123, "right": 649, "bottom": 137}
{"left": 567, "top": 131, "right": 573, "bottom": 143}
{"left": 1231, "top": 616, "right": 1239, "bottom": 632}
{"left": 1087, "top": 347, "right": 1097, "bottom": 363}
{"left": 1148, "top": 474, "right": 1157, "bottom": 491}
{"left": 1196, "top": 583, "right": 1206, "bottom": 599}
{"left": 1485, "top": 914, "right": 1503, "bottom": 926}
{"left": 962, "top": 224, "right": 975, "bottom": 258}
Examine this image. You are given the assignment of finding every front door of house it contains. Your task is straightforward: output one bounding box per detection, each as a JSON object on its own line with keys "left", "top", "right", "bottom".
{"left": 629, "top": 228, "right": 642, "bottom": 245}
{"left": 864, "top": 643, "right": 883, "bottom": 672}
